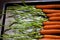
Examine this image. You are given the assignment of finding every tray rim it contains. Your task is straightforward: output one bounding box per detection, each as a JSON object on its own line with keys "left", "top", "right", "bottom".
{"left": 5, "top": 0, "right": 60, "bottom": 3}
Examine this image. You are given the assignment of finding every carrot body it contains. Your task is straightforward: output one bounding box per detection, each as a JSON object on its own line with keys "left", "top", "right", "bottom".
{"left": 40, "top": 29, "right": 60, "bottom": 35}
{"left": 44, "top": 35, "right": 60, "bottom": 39}
{"left": 36, "top": 5, "right": 60, "bottom": 9}
{"left": 39, "top": 38, "right": 60, "bottom": 40}
{"left": 39, "top": 38, "right": 51, "bottom": 40}
{"left": 43, "top": 9, "right": 60, "bottom": 13}
{"left": 49, "top": 17, "right": 60, "bottom": 21}
{"left": 46, "top": 13, "right": 60, "bottom": 17}
{"left": 43, "top": 21, "right": 60, "bottom": 25}
{"left": 44, "top": 25, "right": 60, "bottom": 29}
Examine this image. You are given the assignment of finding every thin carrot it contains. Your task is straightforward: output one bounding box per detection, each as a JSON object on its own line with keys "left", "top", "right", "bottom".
{"left": 43, "top": 21, "right": 60, "bottom": 25}
{"left": 40, "top": 29, "right": 60, "bottom": 35}
{"left": 39, "top": 38, "right": 60, "bottom": 40}
{"left": 43, "top": 9, "right": 60, "bottom": 13}
{"left": 49, "top": 17, "right": 60, "bottom": 21}
{"left": 35, "top": 5, "right": 60, "bottom": 9}
{"left": 44, "top": 25, "right": 60, "bottom": 29}
{"left": 39, "top": 38, "right": 51, "bottom": 40}
{"left": 46, "top": 13, "right": 60, "bottom": 17}
{"left": 39, "top": 38, "right": 49, "bottom": 40}
{"left": 48, "top": 4, "right": 60, "bottom": 5}
{"left": 44, "top": 35, "right": 60, "bottom": 39}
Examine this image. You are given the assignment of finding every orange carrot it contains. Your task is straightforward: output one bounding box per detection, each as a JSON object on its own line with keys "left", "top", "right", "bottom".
{"left": 40, "top": 29, "right": 60, "bottom": 35}
{"left": 44, "top": 25, "right": 60, "bottom": 29}
{"left": 36, "top": 5, "right": 60, "bottom": 9}
{"left": 49, "top": 17, "right": 60, "bottom": 21}
{"left": 39, "top": 38, "right": 49, "bottom": 40}
{"left": 39, "top": 38, "right": 60, "bottom": 40}
{"left": 39, "top": 38, "right": 51, "bottom": 40}
{"left": 43, "top": 21, "right": 60, "bottom": 25}
{"left": 46, "top": 13, "right": 60, "bottom": 17}
{"left": 43, "top": 9, "right": 60, "bottom": 13}
{"left": 44, "top": 35, "right": 60, "bottom": 39}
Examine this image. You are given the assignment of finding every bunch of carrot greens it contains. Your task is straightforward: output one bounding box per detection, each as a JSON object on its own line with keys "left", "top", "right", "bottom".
{"left": 2, "top": 4, "right": 48, "bottom": 40}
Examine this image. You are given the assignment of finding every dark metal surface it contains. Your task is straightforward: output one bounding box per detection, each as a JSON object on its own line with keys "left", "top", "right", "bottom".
{"left": 0, "top": 4, "right": 6, "bottom": 40}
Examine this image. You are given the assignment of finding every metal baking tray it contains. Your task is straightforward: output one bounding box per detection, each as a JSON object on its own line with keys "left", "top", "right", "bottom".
{"left": 0, "top": 1, "right": 60, "bottom": 40}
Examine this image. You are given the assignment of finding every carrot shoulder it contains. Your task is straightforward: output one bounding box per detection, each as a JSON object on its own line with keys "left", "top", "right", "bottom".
{"left": 49, "top": 17, "right": 60, "bottom": 21}
{"left": 40, "top": 29, "right": 60, "bottom": 35}
{"left": 44, "top": 25, "right": 60, "bottom": 29}
{"left": 43, "top": 9, "right": 60, "bottom": 13}
{"left": 35, "top": 5, "right": 60, "bottom": 9}
{"left": 43, "top": 21, "right": 60, "bottom": 25}
{"left": 44, "top": 35, "right": 60, "bottom": 39}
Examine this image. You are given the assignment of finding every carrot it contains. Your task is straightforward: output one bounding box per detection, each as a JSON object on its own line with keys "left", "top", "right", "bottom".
{"left": 43, "top": 9, "right": 60, "bottom": 13}
{"left": 43, "top": 21, "right": 60, "bottom": 25}
{"left": 49, "top": 17, "right": 60, "bottom": 21}
{"left": 35, "top": 5, "right": 60, "bottom": 9}
{"left": 39, "top": 38, "right": 49, "bottom": 40}
{"left": 44, "top": 35, "right": 60, "bottom": 39}
{"left": 40, "top": 29, "right": 60, "bottom": 35}
{"left": 44, "top": 25, "right": 60, "bottom": 29}
{"left": 46, "top": 13, "right": 60, "bottom": 17}
{"left": 39, "top": 38, "right": 60, "bottom": 40}
{"left": 39, "top": 38, "right": 51, "bottom": 40}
